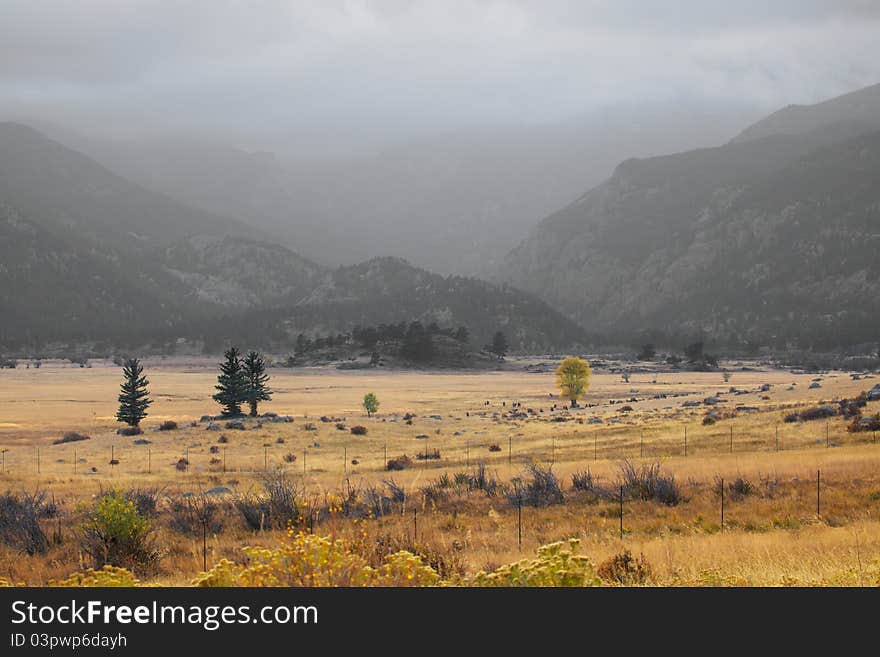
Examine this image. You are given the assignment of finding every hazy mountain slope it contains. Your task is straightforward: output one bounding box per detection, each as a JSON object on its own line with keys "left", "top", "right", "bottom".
{"left": 500, "top": 103, "right": 880, "bottom": 349}
{"left": 732, "top": 82, "right": 880, "bottom": 144}
{"left": 0, "top": 129, "right": 586, "bottom": 352}
{"left": 161, "top": 235, "right": 325, "bottom": 308}
{"left": 48, "top": 103, "right": 760, "bottom": 275}
{"left": 0, "top": 201, "right": 204, "bottom": 346}
{"left": 0, "top": 123, "right": 256, "bottom": 249}
{"left": 180, "top": 257, "right": 587, "bottom": 353}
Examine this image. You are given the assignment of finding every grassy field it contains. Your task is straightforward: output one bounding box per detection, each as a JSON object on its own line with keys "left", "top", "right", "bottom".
{"left": 1, "top": 358, "right": 879, "bottom": 586}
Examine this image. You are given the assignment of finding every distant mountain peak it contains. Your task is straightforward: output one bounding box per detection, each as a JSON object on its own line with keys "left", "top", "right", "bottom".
{"left": 731, "top": 81, "right": 880, "bottom": 144}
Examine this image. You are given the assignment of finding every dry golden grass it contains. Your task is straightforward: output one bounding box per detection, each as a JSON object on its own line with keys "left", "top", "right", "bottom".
{"left": 1, "top": 358, "right": 878, "bottom": 586}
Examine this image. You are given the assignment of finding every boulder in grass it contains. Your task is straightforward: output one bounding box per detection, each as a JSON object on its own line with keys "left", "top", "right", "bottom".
{"left": 225, "top": 419, "right": 246, "bottom": 430}
{"left": 199, "top": 415, "right": 213, "bottom": 423}
{"left": 205, "top": 423, "right": 222, "bottom": 431}
{"left": 53, "top": 431, "right": 90, "bottom": 445}
{"left": 809, "top": 382, "right": 821, "bottom": 389}
{"left": 117, "top": 426, "right": 142, "bottom": 436}
{"left": 205, "top": 486, "right": 233, "bottom": 496}
{"left": 133, "top": 438, "right": 152, "bottom": 445}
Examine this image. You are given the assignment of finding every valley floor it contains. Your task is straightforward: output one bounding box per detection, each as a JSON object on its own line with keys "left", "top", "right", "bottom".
{"left": 1, "top": 359, "right": 879, "bottom": 586}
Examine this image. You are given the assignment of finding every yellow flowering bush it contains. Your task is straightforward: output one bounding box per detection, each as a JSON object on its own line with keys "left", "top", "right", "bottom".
{"left": 194, "top": 531, "right": 438, "bottom": 587}
{"left": 374, "top": 551, "right": 439, "bottom": 586}
{"left": 471, "top": 539, "right": 600, "bottom": 587}
{"left": 0, "top": 576, "right": 23, "bottom": 587}
{"left": 50, "top": 565, "right": 141, "bottom": 587}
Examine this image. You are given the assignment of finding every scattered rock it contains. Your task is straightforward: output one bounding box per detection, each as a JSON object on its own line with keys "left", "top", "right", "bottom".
{"left": 133, "top": 438, "right": 151, "bottom": 445}
{"left": 205, "top": 486, "right": 233, "bottom": 496}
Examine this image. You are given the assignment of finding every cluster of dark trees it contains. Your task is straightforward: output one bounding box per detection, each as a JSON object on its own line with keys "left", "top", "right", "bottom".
{"left": 292, "top": 321, "right": 510, "bottom": 364}
{"left": 212, "top": 347, "right": 272, "bottom": 417}
{"left": 115, "top": 349, "right": 272, "bottom": 427}
{"left": 636, "top": 340, "right": 718, "bottom": 368}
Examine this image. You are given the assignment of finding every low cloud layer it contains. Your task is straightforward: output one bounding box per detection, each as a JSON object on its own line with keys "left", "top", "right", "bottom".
{"left": 2, "top": 1, "right": 879, "bottom": 152}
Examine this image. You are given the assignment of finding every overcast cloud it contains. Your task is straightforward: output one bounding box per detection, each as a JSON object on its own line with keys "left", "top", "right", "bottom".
{"left": 2, "top": 1, "right": 879, "bottom": 152}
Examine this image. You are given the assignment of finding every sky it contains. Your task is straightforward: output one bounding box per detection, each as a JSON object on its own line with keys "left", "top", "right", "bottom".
{"left": 2, "top": 1, "right": 880, "bottom": 154}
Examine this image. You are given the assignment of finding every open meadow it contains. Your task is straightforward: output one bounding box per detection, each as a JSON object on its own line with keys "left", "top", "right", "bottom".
{"left": 1, "top": 358, "right": 879, "bottom": 586}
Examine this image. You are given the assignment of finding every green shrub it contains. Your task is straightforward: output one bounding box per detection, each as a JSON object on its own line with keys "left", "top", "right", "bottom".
{"left": 79, "top": 490, "right": 160, "bottom": 574}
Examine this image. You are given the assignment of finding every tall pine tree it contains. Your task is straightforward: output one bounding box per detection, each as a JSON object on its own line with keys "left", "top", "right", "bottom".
{"left": 242, "top": 350, "right": 272, "bottom": 417}
{"left": 491, "top": 330, "right": 508, "bottom": 360}
{"left": 116, "top": 358, "right": 152, "bottom": 427}
{"left": 213, "top": 347, "right": 247, "bottom": 417}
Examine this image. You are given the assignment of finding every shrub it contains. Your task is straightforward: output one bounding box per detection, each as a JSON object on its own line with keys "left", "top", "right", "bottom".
{"left": 116, "top": 426, "right": 142, "bottom": 436}
{"left": 507, "top": 463, "right": 564, "bottom": 507}
{"left": 217, "top": 435, "right": 229, "bottom": 444}
{"left": 118, "top": 487, "right": 161, "bottom": 517}
{"left": 50, "top": 566, "right": 140, "bottom": 587}
{"left": 488, "top": 444, "right": 502, "bottom": 452}
{"left": 571, "top": 468, "right": 599, "bottom": 494}
{"left": 848, "top": 414, "right": 880, "bottom": 432}
{"left": 618, "top": 460, "right": 682, "bottom": 506}
{"left": 369, "top": 533, "right": 465, "bottom": 580}
{"left": 597, "top": 550, "right": 653, "bottom": 585}
{"left": 158, "top": 420, "right": 178, "bottom": 431}
{"left": 472, "top": 539, "right": 599, "bottom": 587}
{"left": 53, "top": 431, "right": 90, "bottom": 445}
{"left": 235, "top": 470, "right": 304, "bottom": 531}
{"left": 79, "top": 490, "right": 160, "bottom": 574}
{"left": 361, "top": 480, "right": 407, "bottom": 517}
{"left": 716, "top": 475, "right": 753, "bottom": 501}
{"left": 167, "top": 493, "right": 222, "bottom": 535}
{"left": 786, "top": 404, "right": 837, "bottom": 422}
{"left": 0, "top": 490, "right": 52, "bottom": 554}
{"left": 415, "top": 449, "right": 441, "bottom": 460}
{"left": 350, "top": 425, "right": 368, "bottom": 435}
{"left": 336, "top": 423, "right": 346, "bottom": 431}
{"left": 386, "top": 455, "right": 413, "bottom": 471}
{"left": 193, "top": 531, "right": 438, "bottom": 587}
{"left": 175, "top": 458, "right": 189, "bottom": 471}
{"left": 303, "top": 423, "right": 317, "bottom": 431}
{"left": 283, "top": 452, "right": 298, "bottom": 463}
{"left": 456, "top": 464, "right": 499, "bottom": 496}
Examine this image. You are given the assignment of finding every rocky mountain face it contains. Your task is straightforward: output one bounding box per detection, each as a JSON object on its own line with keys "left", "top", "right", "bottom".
{"left": 499, "top": 83, "right": 880, "bottom": 350}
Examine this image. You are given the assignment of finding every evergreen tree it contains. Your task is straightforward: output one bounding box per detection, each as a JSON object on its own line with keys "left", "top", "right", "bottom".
{"left": 242, "top": 350, "right": 272, "bottom": 417}
{"left": 116, "top": 358, "right": 152, "bottom": 427}
{"left": 491, "top": 330, "right": 509, "bottom": 360}
{"left": 402, "top": 321, "right": 433, "bottom": 362}
{"left": 213, "top": 347, "right": 247, "bottom": 417}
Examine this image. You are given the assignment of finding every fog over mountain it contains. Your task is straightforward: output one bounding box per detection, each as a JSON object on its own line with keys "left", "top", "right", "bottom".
{"left": 2, "top": 3, "right": 880, "bottom": 353}
{"left": 41, "top": 101, "right": 758, "bottom": 275}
